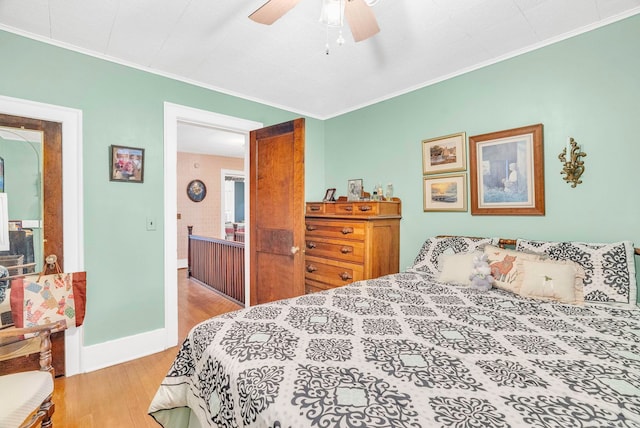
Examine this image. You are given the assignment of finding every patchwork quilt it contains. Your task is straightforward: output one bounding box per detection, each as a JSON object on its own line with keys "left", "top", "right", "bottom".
{"left": 149, "top": 271, "right": 640, "bottom": 428}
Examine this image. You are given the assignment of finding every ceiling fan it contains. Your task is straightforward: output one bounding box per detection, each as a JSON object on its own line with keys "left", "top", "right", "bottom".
{"left": 249, "top": 0, "right": 380, "bottom": 43}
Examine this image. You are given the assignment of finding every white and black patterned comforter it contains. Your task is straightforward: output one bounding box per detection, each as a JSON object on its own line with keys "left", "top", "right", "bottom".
{"left": 149, "top": 271, "right": 640, "bottom": 427}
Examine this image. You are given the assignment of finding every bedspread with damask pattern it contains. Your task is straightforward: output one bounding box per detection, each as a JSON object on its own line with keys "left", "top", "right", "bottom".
{"left": 149, "top": 271, "right": 640, "bottom": 428}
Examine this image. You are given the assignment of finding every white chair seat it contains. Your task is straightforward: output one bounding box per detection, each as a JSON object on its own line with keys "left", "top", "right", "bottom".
{"left": 0, "top": 371, "right": 53, "bottom": 427}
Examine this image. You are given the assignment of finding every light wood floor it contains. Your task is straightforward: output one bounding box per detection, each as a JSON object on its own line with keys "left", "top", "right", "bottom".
{"left": 51, "top": 269, "right": 242, "bottom": 427}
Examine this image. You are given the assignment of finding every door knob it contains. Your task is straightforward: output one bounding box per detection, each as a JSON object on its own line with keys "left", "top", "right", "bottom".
{"left": 291, "top": 246, "right": 300, "bottom": 254}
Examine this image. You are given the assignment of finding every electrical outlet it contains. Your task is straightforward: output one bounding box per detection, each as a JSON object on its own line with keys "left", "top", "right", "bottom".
{"left": 146, "top": 217, "right": 156, "bottom": 231}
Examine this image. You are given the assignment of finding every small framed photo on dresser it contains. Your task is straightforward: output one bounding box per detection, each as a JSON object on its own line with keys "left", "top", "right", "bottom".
{"left": 347, "top": 179, "right": 363, "bottom": 201}
{"left": 323, "top": 188, "right": 336, "bottom": 202}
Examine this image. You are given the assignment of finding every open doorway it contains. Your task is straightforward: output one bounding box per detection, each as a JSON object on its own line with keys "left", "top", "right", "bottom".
{"left": 176, "top": 123, "right": 246, "bottom": 269}
{"left": 163, "top": 103, "right": 261, "bottom": 348}
{"left": 221, "top": 170, "right": 245, "bottom": 240}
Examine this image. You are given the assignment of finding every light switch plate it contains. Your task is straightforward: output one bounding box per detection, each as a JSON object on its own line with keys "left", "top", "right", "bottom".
{"left": 146, "top": 217, "right": 156, "bottom": 231}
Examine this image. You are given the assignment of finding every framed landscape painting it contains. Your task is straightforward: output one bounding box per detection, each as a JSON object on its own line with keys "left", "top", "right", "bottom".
{"left": 469, "top": 124, "right": 544, "bottom": 216}
{"left": 423, "top": 174, "right": 467, "bottom": 212}
{"left": 422, "top": 132, "right": 466, "bottom": 175}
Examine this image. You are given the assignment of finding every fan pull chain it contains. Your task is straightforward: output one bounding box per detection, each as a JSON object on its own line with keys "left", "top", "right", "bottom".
{"left": 325, "top": 25, "right": 330, "bottom": 55}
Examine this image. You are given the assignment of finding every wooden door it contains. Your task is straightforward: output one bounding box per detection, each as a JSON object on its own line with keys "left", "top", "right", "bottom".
{"left": 249, "top": 118, "right": 305, "bottom": 305}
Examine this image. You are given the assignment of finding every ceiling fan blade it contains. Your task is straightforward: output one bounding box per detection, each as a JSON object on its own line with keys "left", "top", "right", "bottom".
{"left": 344, "top": 0, "right": 380, "bottom": 42}
{"left": 249, "top": 0, "right": 301, "bottom": 25}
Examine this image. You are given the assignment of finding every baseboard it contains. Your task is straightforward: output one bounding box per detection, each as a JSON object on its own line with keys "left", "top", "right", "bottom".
{"left": 177, "top": 258, "right": 188, "bottom": 269}
{"left": 81, "top": 328, "right": 168, "bottom": 373}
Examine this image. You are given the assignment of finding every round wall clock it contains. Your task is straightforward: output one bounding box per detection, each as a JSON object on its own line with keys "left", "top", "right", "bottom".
{"left": 187, "top": 179, "right": 207, "bottom": 202}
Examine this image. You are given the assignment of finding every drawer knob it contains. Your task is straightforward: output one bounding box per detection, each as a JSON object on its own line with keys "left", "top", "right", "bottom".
{"left": 306, "top": 224, "right": 317, "bottom": 231}
{"left": 339, "top": 272, "right": 353, "bottom": 281}
{"left": 309, "top": 205, "right": 321, "bottom": 211}
{"left": 343, "top": 206, "right": 353, "bottom": 212}
{"left": 306, "top": 264, "right": 318, "bottom": 273}
{"left": 291, "top": 246, "right": 300, "bottom": 255}
{"left": 306, "top": 242, "right": 317, "bottom": 249}
{"left": 340, "top": 246, "right": 352, "bottom": 254}
{"left": 359, "top": 205, "right": 372, "bottom": 211}
{"left": 341, "top": 227, "right": 354, "bottom": 235}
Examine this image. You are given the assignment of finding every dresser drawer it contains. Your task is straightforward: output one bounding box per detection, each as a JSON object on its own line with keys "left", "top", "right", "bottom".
{"left": 334, "top": 202, "right": 379, "bottom": 215}
{"left": 306, "top": 202, "right": 335, "bottom": 215}
{"left": 304, "top": 257, "right": 364, "bottom": 288}
{"left": 305, "top": 219, "right": 366, "bottom": 240}
{"left": 305, "top": 237, "right": 365, "bottom": 264}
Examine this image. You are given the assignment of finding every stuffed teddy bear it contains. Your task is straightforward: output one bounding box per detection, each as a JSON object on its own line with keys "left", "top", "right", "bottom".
{"left": 469, "top": 253, "right": 495, "bottom": 291}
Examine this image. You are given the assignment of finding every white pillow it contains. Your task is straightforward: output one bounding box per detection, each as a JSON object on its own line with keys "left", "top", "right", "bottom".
{"left": 517, "top": 259, "right": 585, "bottom": 305}
{"left": 412, "top": 236, "right": 498, "bottom": 276}
{"left": 437, "top": 252, "right": 481, "bottom": 286}
{"left": 515, "top": 239, "right": 636, "bottom": 306}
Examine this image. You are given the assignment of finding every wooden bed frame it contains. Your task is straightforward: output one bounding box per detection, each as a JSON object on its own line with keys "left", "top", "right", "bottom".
{"left": 498, "top": 238, "right": 639, "bottom": 255}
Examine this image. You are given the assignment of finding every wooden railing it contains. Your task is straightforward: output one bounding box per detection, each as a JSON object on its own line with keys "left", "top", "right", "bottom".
{"left": 188, "top": 233, "right": 245, "bottom": 304}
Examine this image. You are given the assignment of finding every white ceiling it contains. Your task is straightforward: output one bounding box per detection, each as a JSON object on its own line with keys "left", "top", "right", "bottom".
{"left": 177, "top": 121, "right": 246, "bottom": 157}
{"left": 1, "top": 0, "right": 639, "bottom": 152}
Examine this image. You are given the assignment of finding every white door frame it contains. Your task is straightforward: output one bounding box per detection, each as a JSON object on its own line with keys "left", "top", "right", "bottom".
{"left": 163, "top": 103, "right": 261, "bottom": 347}
{"left": 0, "top": 95, "right": 84, "bottom": 376}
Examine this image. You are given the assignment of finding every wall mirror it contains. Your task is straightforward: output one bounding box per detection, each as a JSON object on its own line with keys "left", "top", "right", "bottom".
{"left": 0, "top": 112, "right": 65, "bottom": 375}
{"left": 0, "top": 126, "right": 44, "bottom": 275}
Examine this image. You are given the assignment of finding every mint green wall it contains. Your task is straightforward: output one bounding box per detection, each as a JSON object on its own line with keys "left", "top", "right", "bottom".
{"left": 0, "top": 30, "right": 325, "bottom": 345}
{"left": 325, "top": 15, "right": 640, "bottom": 292}
{"left": 1, "top": 12, "right": 638, "bottom": 348}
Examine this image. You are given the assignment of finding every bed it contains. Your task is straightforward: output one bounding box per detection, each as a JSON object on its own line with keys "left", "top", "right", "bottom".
{"left": 149, "top": 236, "right": 640, "bottom": 428}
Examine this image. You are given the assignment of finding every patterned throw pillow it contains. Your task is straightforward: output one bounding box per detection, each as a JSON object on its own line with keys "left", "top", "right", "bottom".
{"left": 411, "top": 236, "right": 499, "bottom": 276}
{"left": 515, "top": 239, "right": 637, "bottom": 306}
{"left": 483, "top": 245, "right": 544, "bottom": 294}
{"left": 516, "top": 259, "right": 585, "bottom": 305}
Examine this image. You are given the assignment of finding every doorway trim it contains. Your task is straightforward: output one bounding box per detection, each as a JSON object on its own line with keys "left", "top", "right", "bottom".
{"left": 163, "top": 102, "right": 261, "bottom": 347}
{"left": 0, "top": 95, "right": 84, "bottom": 376}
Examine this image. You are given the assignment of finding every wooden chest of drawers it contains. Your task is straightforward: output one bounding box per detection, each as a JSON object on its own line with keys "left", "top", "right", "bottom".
{"left": 304, "top": 200, "right": 401, "bottom": 293}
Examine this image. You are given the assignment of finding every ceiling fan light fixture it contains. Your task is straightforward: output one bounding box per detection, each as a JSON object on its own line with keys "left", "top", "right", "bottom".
{"left": 320, "top": 0, "right": 345, "bottom": 27}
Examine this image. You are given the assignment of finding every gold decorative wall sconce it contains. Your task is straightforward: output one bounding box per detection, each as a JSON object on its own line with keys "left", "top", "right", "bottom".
{"left": 558, "top": 137, "right": 586, "bottom": 188}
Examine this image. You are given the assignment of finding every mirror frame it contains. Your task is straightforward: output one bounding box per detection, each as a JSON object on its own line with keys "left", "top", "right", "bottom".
{"left": 0, "top": 113, "right": 63, "bottom": 271}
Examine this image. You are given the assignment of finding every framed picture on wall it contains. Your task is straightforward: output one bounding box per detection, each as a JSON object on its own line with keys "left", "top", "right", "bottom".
{"left": 422, "top": 132, "right": 466, "bottom": 175}
{"left": 469, "top": 124, "right": 544, "bottom": 215}
{"left": 110, "top": 145, "right": 145, "bottom": 183}
{"left": 187, "top": 179, "right": 207, "bottom": 202}
{"left": 423, "top": 174, "right": 467, "bottom": 212}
